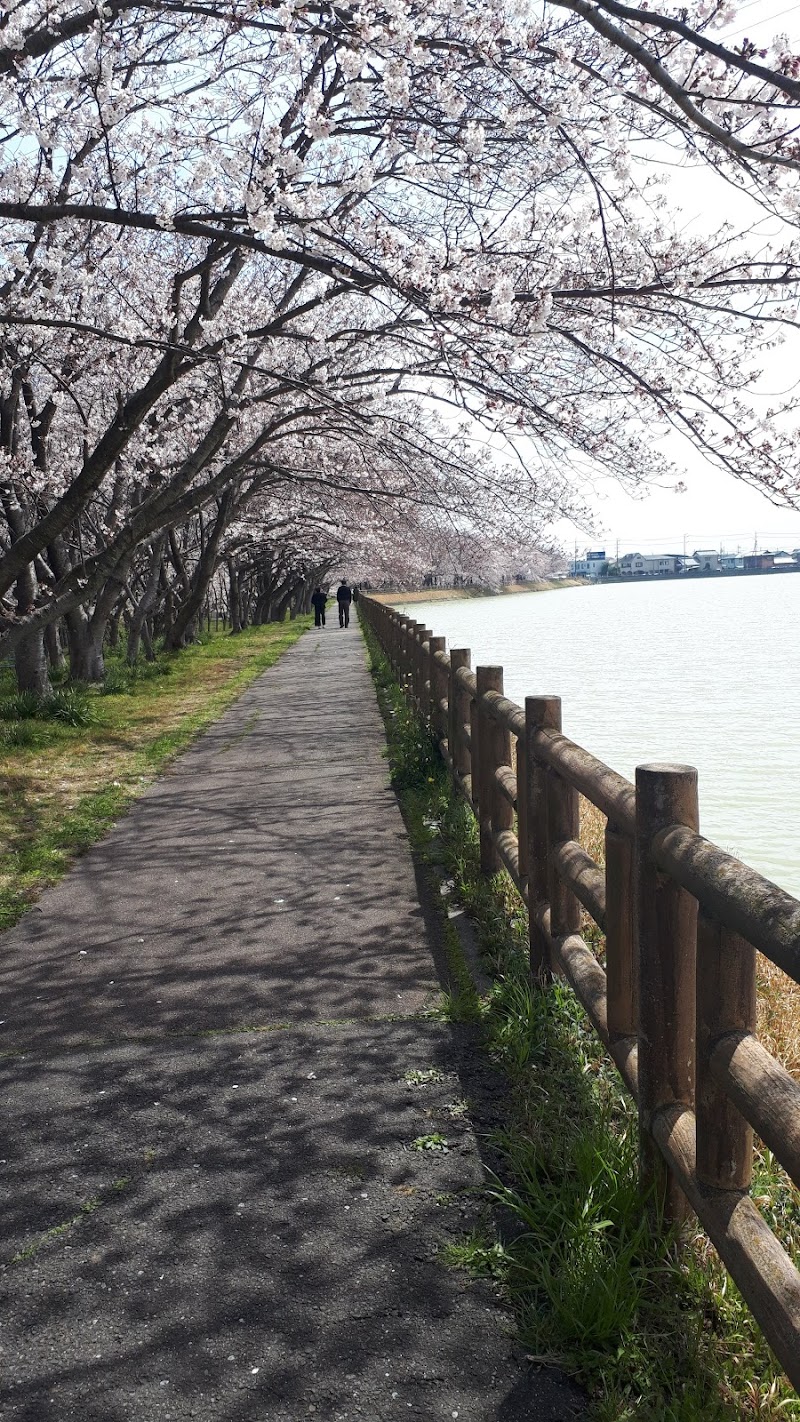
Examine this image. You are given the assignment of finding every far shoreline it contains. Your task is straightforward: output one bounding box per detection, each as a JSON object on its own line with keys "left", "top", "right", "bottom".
{"left": 370, "top": 578, "right": 588, "bottom": 604}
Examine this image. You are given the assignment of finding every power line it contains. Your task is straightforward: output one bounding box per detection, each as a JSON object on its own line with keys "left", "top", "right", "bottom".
{"left": 723, "top": 2, "right": 799, "bottom": 38}
{"left": 574, "top": 529, "right": 800, "bottom": 555}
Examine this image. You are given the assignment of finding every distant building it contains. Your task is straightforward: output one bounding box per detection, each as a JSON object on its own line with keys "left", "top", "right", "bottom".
{"left": 693, "top": 549, "right": 721, "bottom": 572}
{"left": 571, "top": 549, "right": 607, "bottom": 578}
{"left": 743, "top": 553, "right": 774, "bottom": 571}
{"left": 619, "top": 552, "right": 685, "bottom": 576}
{"left": 720, "top": 553, "right": 744, "bottom": 571}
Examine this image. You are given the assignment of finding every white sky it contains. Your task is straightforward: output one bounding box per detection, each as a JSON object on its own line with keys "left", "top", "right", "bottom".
{"left": 554, "top": 0, "right": 800, "bottom": 558}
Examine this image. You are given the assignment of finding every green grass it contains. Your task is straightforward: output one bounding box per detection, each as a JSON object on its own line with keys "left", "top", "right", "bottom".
{"left": 0, "top": 620, "right": 310, "bottom": 929}
{"left": 361, "top": 621, "right": 800, "bottom": 1422}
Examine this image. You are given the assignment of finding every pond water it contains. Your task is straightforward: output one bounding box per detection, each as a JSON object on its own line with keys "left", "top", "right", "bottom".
{"left": 392, "top": 574, "right": 800, "bottom": 898}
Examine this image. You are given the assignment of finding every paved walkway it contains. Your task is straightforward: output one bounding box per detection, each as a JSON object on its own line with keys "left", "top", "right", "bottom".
{"left": 0, "top": 616, "right": 584, "bottom": 1421}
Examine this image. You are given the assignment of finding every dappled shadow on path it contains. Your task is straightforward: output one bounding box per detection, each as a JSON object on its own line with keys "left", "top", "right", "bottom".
{"left": 0, "top": 625, "right": 585, "bottom": 1421}
{"left": 0, "top": 1019, "right": 583, "bottom": 1421}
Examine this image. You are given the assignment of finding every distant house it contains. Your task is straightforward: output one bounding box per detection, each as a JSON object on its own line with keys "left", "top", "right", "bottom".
{"left": 619, "top": 553, "right": 646, "bottom": 576}
{"left": 693, "top": 549, "right": 720, "bottom": 572}
{"left": 619, "top": 553, "right": 685, "bottom": 576}
{"left": 720, "top": 553, "right": 744, "bottom": 571}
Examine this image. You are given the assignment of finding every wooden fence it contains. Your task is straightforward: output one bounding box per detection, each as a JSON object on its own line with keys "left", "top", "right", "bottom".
{"left": 359, "top": 594, "right": 800, "bottom": 1390}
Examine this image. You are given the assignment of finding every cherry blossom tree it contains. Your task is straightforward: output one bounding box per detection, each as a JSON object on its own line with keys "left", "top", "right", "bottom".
{"left": 1, "top": 0, "right": 800, "bottom": 688}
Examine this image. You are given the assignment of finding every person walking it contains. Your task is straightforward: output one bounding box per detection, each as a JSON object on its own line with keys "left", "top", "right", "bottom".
{"left": 336, "top": 580, "right": 353, "bottom": 628}
{"left": 310, "top": 586, "right": 328, "bottom": 627}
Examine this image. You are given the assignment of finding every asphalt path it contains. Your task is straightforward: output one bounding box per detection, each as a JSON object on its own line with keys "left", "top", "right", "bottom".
{"left": 0, "top": 614, "right": 585, "bottom": 1421}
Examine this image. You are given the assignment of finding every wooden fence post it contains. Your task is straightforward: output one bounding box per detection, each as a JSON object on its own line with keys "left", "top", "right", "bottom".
{"left": 397, "top": 616, "right": 407, "bottom": 689}
{"left": 419, "top": 628, "right": 432, "bottom": 725}
{"left": 516, "top": 728, "right": 529, "bottom": 906}
{"left": 547, "top": 759, "right": 580, "bottom": 943}
{"left": 475, "top": 667, "right": 511, "bottom": 876}
{"left": 428, "top": 636, "right": 447, "bottom": 748}
{"left": 403, "top": 617, "right": 414, "bottom": 696}
{"left": 408, "top": 621, "right": 422, "bottom": 711}
{"left": 605, "top": 823, "right": 637, "bottom": 1043}
{"left": 449, "top": 649, "right": 472, "bottom": 802}
{"left": 635, "top": 762, "right": 699, "bottom": 1224}
{"left": 525, "top": 696, "right": 561, "bottom": 981}
{"left": 475, "top": 668, "right": 498, "bottom": 874}
{"left": 696, "top": 915, "right": 755, "bottom": 1192}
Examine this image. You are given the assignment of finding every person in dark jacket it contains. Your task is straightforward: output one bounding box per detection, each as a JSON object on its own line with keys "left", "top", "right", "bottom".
{"left": 311, "top": 587, "right": 328, "bottom": 627}
{"left": 336, "top": 580, "right": 352, "bottom": 627}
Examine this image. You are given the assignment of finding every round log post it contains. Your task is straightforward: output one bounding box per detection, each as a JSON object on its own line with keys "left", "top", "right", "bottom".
{"left": 398, "top": 616, "right": 408, "bottom": 689}
{"left": 635, "top": 763, "right": 699, "bottom": 1225}
{"left": 525, "top": 696, "right": 561, "bottom": 980}
{"left": 605, "top": 823, "right": 637, "bottom": 1042}
{"left": 490, "top": 678, "right": 513, "bottom": 860}
{"left": 696, "top": 913, "right": 755, "bottom": 1192}
{"left": 404, "top": 617, "right": 415, "bottom": 697}
{"left": 428, "top": 636, "right": 447, "bottom": 748}
{"left": 419, "top": 628, "right": 432, "bottom": 725}
{"left": 516, "top": 727, "right": 528, "bottom": 902}
{"left": 408, "top": 621, "right": 422, "bottom": 711}
{"left": 476, "top": 667, "right": 504, "bottom": 875}
{"left": 449, "top": 650, "right": 472, "bottom": 802}
{"left": 547, "top": 765, "right": 580, "bottom": 942}
{"left": 469, "top": 689, "right": 479, "bottom": 814}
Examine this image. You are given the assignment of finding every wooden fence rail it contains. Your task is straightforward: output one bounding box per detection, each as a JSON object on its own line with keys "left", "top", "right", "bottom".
{"left": 359, "top": 594, "right": 800, "bottom": 1390}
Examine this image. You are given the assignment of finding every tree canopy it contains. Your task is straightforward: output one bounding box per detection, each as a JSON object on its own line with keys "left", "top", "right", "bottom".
{"left": 1, "top": 0, "right": 799, "bottom": 686}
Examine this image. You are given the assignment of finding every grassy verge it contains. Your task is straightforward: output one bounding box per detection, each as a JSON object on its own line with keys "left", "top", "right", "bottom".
{"left": 363, "top": 623, "right": 800, "bottom": 1421}
{"left": 0, "top": 620, "right": 310, "bottom": 930}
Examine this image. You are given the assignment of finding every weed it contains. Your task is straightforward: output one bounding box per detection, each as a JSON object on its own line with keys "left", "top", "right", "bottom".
{"left": 11, "top": 1176, "right": 132, "bottom": 1265}
{"left": 404, "top": 1068, "right": 445, "bottom": 1086}
{"left": 410, "top": 1133, "right": 449, "bottom": 1152}
{"left": 440, "top": 1227, "right": 508, "bottom": 1280}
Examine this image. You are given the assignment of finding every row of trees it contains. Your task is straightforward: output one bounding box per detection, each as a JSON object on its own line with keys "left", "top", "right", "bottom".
{"left": 2, "top": 0, "right": 800, "bottom": 689}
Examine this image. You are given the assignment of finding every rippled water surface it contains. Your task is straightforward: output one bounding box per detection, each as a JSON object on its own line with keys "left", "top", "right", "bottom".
{"left": 393, "top": 575, "right": 800, "bottom": 897}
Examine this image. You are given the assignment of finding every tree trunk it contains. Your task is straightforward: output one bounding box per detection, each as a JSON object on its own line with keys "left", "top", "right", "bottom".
{"left": 228, "top": 560, "right": 242, "bottom": 634}
{"left": 44, "top": 620, "right": 65, "bottom": 672}
{"left": 165, "top": 493, "right": 232, "bottom": 650}
{"left": 142, "top": 620, "right": 155, "bottom": 661}
{"left": 13, "top": 562, "right": 52, "bottom": 695}
{"left": 15, "top": 630, "right": 51, "bottom": 696}
{"left": 70, "top": 625, "right": 106, "bottom": 683}
{"left": 128, "top": 535, "right": 166, "bottom": 664}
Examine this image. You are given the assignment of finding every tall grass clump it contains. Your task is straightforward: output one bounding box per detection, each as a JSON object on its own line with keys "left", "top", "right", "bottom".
{"left": 0, "top": 686, "right": 96, "bottom": 726}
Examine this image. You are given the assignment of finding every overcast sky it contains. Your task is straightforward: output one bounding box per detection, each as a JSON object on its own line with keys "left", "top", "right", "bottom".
{"left": 554, "top": 0, "right": 800, "bottom": 558}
